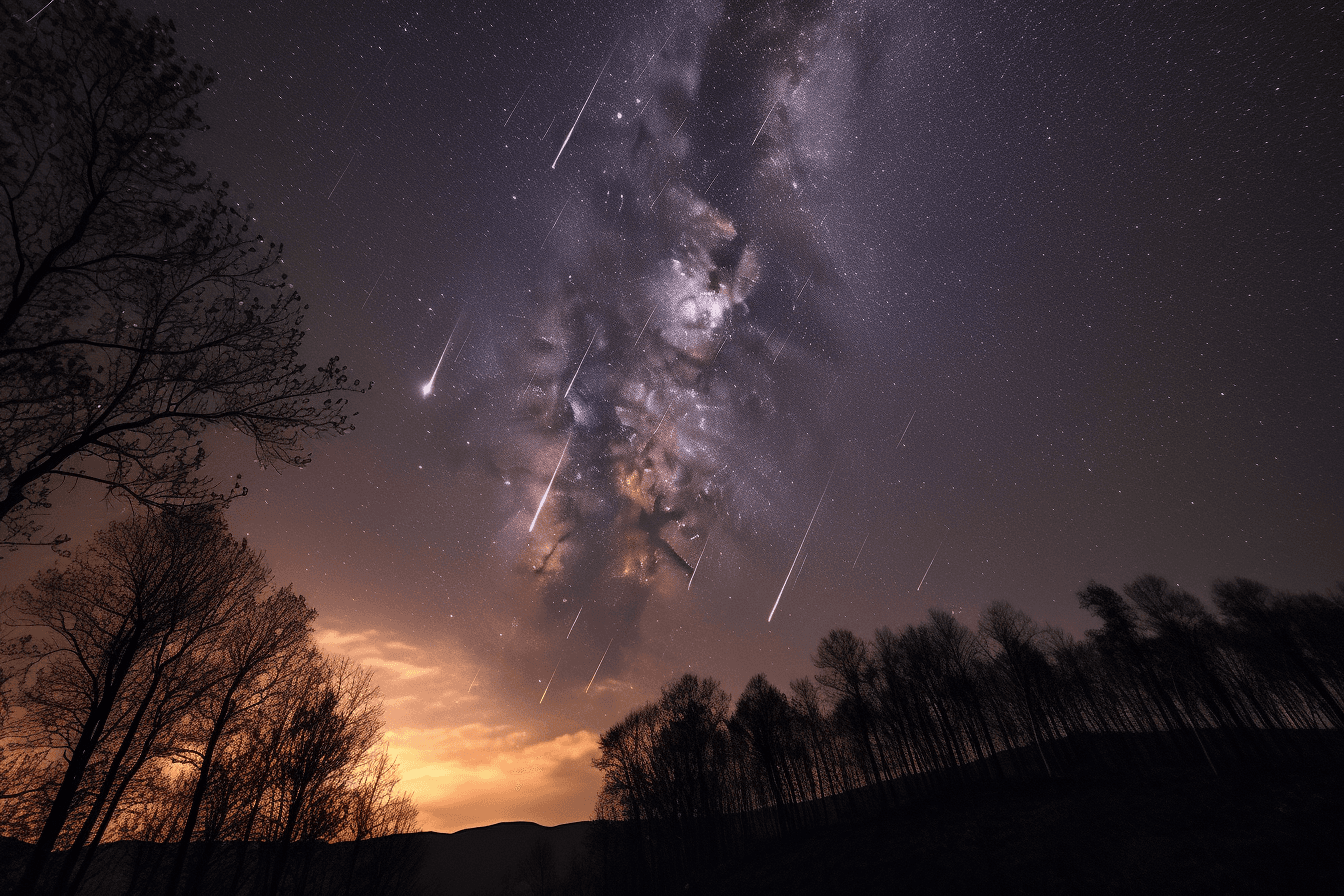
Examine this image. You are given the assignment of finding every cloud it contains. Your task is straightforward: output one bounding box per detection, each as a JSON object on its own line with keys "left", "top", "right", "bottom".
{"left": 316, "top": 627, "right": 443, "bottom": 681}
{"left": 386, "top": 724, "right": 603, "bottom": 833}
{"left": 315, "top": 626, "right": 606, "bottom": 831}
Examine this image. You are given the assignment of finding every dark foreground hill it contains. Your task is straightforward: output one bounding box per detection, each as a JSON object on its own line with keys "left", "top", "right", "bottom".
{"left": 0, "top": 820, "right": 592, "bottom": 896}
{"left": 681, "top": 768, "right": 1344, "bottom": 896}
{"left": 6, "top": 767, "right": 1342, "bottom": 894}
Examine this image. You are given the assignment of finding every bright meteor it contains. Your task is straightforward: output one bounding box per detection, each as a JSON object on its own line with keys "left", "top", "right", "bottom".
{"left": 586, "top": 639, "right": 614, "bottom": 693}
{"left": 421, "top": 315, "right": 464, "bottom": 397}
{"left": 539, "top": 662, "right": 560, "bottom": 704}
{"left": 530, "top": 433, "right": 573, "bottom": 532}
{"left": 768, "top": 469, "right": 834, "bottom": 623}
{"left": 552, "top": 37, "right": 621, "bottom": 170}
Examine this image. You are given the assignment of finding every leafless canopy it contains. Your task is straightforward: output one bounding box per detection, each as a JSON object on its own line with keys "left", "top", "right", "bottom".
{"left": 0, "top": 0, "right": 367, "bottom": 552}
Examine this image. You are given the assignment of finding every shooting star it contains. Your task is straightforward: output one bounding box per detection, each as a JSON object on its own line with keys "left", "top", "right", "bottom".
{"left": 852, "top": 534, "right": 868, "bottom": 570}
{"left": 503, "top": 80, "right": 534, "bottom": 128}
{"left": 539, "top": 662, "right": 560, "bottom": 704}
{"left": 791, "top": 276, "right": 812, "bottom": 309}
{"left": 632, "top": 307, "right": 656, "bottom": 349}
{"left": 687, "top": 537, "right": 710, "bottom": 590}
{"left": 917, "top": 536, "right": 947, "bottom": 591}
{"left": 467, "top": 669, "right": 479, "bottom": 693}
{"left": 552, "top": 36, "right": 621, "bottom": 170}
{"left": 768, "top": 469, "right": 834, "bottom": 623}
{"left": 26, "top": 0, "right": 57, "bottom": 23}
{"left": 421, "top": 314, "right": 465, "bottom": 396}
{"left": 327, "top": 151, "right": 358, "bottom": 200}
{"left": 567, "top": 605, "right": 583, "bottom": 638}
{"left": 542, "top": 197, "right": 571, "bottom": 246}
{"left": 586, "top": 639, "right": 614, "bottom": 693}
{"left": 563, "top": 331, "right": 597, "bottom": 400}
{"left": 896, "top": 411, "right": 916, "bottom": 450}
{"left": 630, "top": 27, "right": 673, "bottom": 88}
{"left": 529, "top": 432, "right": 573, "bottom": 532}
{"left": 750, "top": 99, "right": 778, "bottom": 146}
{"left": 360, "top": 269, "right": 386, "bottom": 310}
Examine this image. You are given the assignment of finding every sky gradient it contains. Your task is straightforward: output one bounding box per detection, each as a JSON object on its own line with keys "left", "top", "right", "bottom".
{"left": 4, "top": 0, "right": 1339, "bottom": 832}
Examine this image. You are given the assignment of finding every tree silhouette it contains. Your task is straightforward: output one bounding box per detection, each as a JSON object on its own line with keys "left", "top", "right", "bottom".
{"left": 0, "top": 511, "right": 416, "bottom": 896}
{"left": 0, "top": 0, "right": 364, "bottom": 553}
{"left": 5, "top": 506, "right": 269, "bottom": 896}
{"left": 594, "top": 576, "right": 1344, "bottom": 891}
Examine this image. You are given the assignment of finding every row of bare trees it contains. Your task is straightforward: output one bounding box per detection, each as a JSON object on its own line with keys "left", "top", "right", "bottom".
{"left": 0, "top": 509, "right": 417, "bottom": 896}
{"left": 593, "top": 576, "right": 1344, "bottom": 890}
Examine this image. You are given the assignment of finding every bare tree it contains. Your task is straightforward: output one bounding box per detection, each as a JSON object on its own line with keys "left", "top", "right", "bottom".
{"left": 0, "top": 0, "right": 364, "bottom": 553}
{"left": 6, "top": 506, "right": 268, "bottom": 896}
{"left": 163, "top": 586, "right": 315, "bottom": 896}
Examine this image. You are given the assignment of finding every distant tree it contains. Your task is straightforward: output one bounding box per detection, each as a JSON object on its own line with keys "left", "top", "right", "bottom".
{"left": 0, "top": 0, "right": 364, "bottom": 553}
{"left": 812, "top": 629, "right": 884, "bottom": 791}
{"left": 979, "top": 601, "right": 1057, "bottom": 776}
{"left": 729, "top": 674, "right": 800, "bottom": 830}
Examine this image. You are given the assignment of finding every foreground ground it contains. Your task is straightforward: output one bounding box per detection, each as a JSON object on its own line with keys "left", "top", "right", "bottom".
{"left": 689, "top": 768, "right": 1344, "bottom": 895}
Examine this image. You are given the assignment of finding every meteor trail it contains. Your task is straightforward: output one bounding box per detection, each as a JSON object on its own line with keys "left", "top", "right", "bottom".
{"left": 917, "top": 537, "right": 947, "bottom": 591}
{"left": 896, "top": 411, "right": 916, "bottom": 449}
{"left": 768, "top": 469, "right": 834, "bottom": 622}
{"left": 852, "top": 534, "right": 868, "bottom": 569}
{"left": 792, "top": 276, "right": 812, "bottom": 309}
{"left": 552, "top": 37, "right": 621, "bottom": 170}
{"left": 586, "top": 639, "right": 613, "bottom": 693}
{"left": 542, "top": 198, "right": 571, "bottom": 246}
{"left": 327, "top": 151, "right": 358, "bottom": 199}
{"left": 633, "top": 307, "right": 656, "bottom": 348}
{"left": 421, "top": 315, "right": 465, "bottom": 396}
{"left": 751, "top": 100, "right": 778, "bottom": 146}
{"left": 563, "top": 332, "right": 598, "bottom": 400}
{"left": 567, "top": 605, "right": 583, "bottom": 638}
{"left": 539, "top": 662, "right": 560, "bottom": 703}
{"left": 360, "top": 268, "right": 385, "bottom": 309}
{"left": 26, "top": 0, "right": 57, "bottom": 24}
{"left": 529, "top": 433, "right": 572, "bottom": 532}
{"left": 503, "top": 80, "right": 534, "bottom": 128}
{"left": 467, "top": 669, "right": 479, "bottom": 693}
{"left": 688, "top": 537, "right": 710, "bottom": 590}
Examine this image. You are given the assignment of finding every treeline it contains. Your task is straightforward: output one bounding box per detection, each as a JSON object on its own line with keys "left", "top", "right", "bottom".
{"left": 0, "top": 508, "right": 417, "bottom": 896}
{"left": 592, "top": 576, "right": 1344, "bottom": 889}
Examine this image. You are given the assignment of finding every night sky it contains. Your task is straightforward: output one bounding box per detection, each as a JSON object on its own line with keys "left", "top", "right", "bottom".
{"left": 6, "top": 0, "right": 1340, "bottom": 832}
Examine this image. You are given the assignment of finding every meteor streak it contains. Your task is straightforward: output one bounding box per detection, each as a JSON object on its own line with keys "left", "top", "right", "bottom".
{"left": 529, "top": 433, "right": 573, "bottom": 532}
{"left": 26, "top": 0, "right": 58, "bottom": 25}
{"left": 539, "top": 662, "right": 560, "bottom": 703}
{"left": 421, "top": 315, "right": 465, "bottom": 396}
{"left": 768, "top": 469, "right": 834, "bottom": 622}
{"left": 896, "top": 411, "right": 916, "bottom": 449}
{"left": 542, "top": 198, "right": 571, "bottom": 246}
{"left": 563, "top": 332, "right": 598, "bottom": 400}
{"left": 567, "top": 605, "right": 583, "bottom": 638}
{"left": 917, "top": 536, "right": 946, "bottom": 591}
{"left": 586, "top": 639, "right": 613, "bottom": 693}
{"left": 327, "top": 151, "right": 358, "bottom": 200}
{"left": 632, "top": 307, "right": 656, "bottom": 348}
{"left": 687, "top": 537, "right": 710, "bottom": 590}
{"left": 751, "top": 100, "right": 778, "bottom": 146}
{"left": 852, "top": 533, "right": 868, "bottom": 569}
{"left": 503, "top": 80, "right": 534, "bottom": 128}
{"left": 552, "top": 37, "right": 621, "bottom": 170}
{"left": 360, "top": 269, "right": 385, "bottom": 309}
